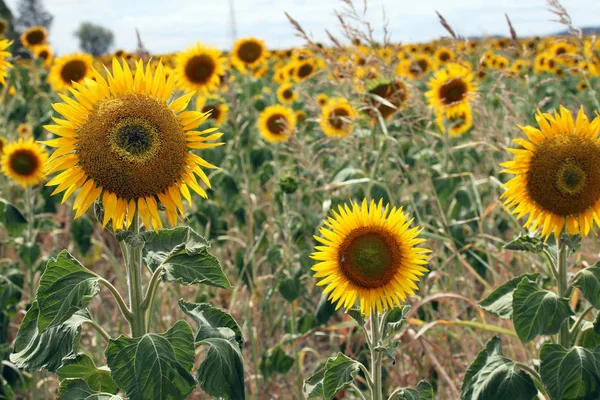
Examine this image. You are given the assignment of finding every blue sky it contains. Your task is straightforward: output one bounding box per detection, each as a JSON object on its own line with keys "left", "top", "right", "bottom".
{"left": 5, "top": 0, "right": 598, "bottom": 55}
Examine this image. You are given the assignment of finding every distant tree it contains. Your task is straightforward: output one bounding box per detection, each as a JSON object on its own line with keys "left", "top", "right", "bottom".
{"left": 0, "top": 1, "right": 24, "bottom": 54}
{"left": 14, "top": 0, "right": 52, "bottom": 30}
{"left": 74, "top": 22, "right": 114, "bottom": 56}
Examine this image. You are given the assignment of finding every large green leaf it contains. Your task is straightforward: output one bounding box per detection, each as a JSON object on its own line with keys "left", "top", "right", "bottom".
{"left": 105, "top": 321, "right": 196, "bottom": 400}
{"left": 572, "top": 264, "right": 600, "bottom": 309}
{"left": 10, "top": 302, "right": 90, "bottom": 372}
{"left": 57, "top": 353, "right": 118, "bottom": 394}
{"left": 36, "top": 251, "right": 99, "bottom": 332}
{"left": 178, "top": 299, "right": 243, "bottom": 348}
{"left": 0, "top": 198, "right": 27, "bottom": 237}
{"left": 479, "top": 274, "right": 540, "bottom": 319}
{"left": 303, "top": 366, "right": 326, "bottom": 399}
{"left": 540, "top": 344, "right": 600, "bottom": 400}
{"left": 322, "top": 353, "right": 361, "bottom": 400}
{"left": 138, "top": 226, "right": 209, "bottom": 271}
{"left": 512, "top": 278, "right": 574, "bottom": 343}
{"left": 57, "top": 378, "right": 123, "bottom": 400}
{"left": 503, "top": 234, "right": 546, "bottom": 253}
{"left": 396, "top": 380, "right": 434, "bottom": 400}
{"left": 579, "top": 322, "right": 600, "bottom": 349}
{"left": 197, "top": 337, "right": 245, "bottom": 400}
{"left": 260, "top": 345, "right": 294, "bottom": 379}
{"left": 160, "top": 247, "right": 231, "bottom": 288}
{"left": 461, "top": 336, "right": 537, "bottom": 400}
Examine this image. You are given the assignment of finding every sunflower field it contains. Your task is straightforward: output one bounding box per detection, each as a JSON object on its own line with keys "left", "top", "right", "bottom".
{"left": 2, "top": 0, "right": 600, "bottom": 399}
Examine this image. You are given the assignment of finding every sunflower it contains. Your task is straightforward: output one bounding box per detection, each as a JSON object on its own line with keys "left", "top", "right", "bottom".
{"left": 48, "top": 53, "right": 94, "bottom": 91}
{"left": 33, "top": 44, "right": 53, "bottom": 66}
{"left": 277, "top": 83, "right": 297, "bottom": 104}
{"left": 0, "top": 136, "right": 6, "bottom": 154}
{"left": 312, "top": 199, "right": 429, "bottom": 317}
{"left": 435, "top": 105, "right": 473, "bottom": 136}
{"left": 577, "top": 81, "right": 589, "bottom": 91}
{"left": 17, "top": 123, "right": 33, "bottom": 138}
{"left": 501, "top": 107, "right": 600, "bottom": 239}
{"left": 425, "top": 63, "right": 477, "bottom": 115}
{"left": 434, "top": 47, "right": 455, "bottom": 65}
{"left": 198, "top": 98, "right": 229, "bottom": 128}
{"left": 231, "top": 37, "right": 267, "bottom": 73}
{"left": 316, "top": 93, "right": 329, "bottom": 108}
{"left": 395, "top": 55, "right": 433, "bottom": 80}
{"left": 0, "top": 39, "right": 12, "bottom": 85}
{"left": 293, "top": 59, "right": 317, "bottom": 82}
{"left": 367, "top": 80, "right": 409, "bottom": 120}
{"left": 1, "top": 138, "right": 48, "bottom": 188}
{"left": 175, "top": 43, "right": 225, "bottom": 94}
{"left": 0, "top": 18, "right": 8, "bottom": 37}
{"left": 257, "top": 105, "right": 296, "bottom": 143}
{"left": 295, "top": 110, "right": 307, "bottom": 124}
{"left": 20, "top": 26, "right": 48, "bottom": 48}
{"left": 43, "top": 59, "right": 224, "bottom": 230}
{"left": 319, "top": 98, "right": 358, "bottom": 138}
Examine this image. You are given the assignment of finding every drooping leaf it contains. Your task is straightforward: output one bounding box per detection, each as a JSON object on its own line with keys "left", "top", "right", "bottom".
{"left": 105, "top": 321, "right": 196, "bottom": 400}
{"left": 347, "top": 308, "right": 365, "bottom": 327}
{"left": 0, "top": 199, "right": 27, "bottom": 237}
{"left": 479, "top": 273, "right": 540, "bottom": 319}
{"left": 260, "top": 345, "right": 295, "bottom": 379}
{"left": 178, "top": 299, "right": 243, "bottom": 348}
{"left": 540, "top": 344, "right": 600, "bottom": 400}
{"left": 57, "top": 353, "right": 118, "bottom": 394}
{"left": 396, "top": 380, "right": 435, "bottom": 400}
{"left": 35, "top": 251, "right": 99, "bottom": 332}
{"left": 383, "top": 306, "right": 411, "bottom": 338}
{"left": 461, "top": 336, "right": 537, "bottom": 400}
{"left": 572, "top": 264, "right": 600, "bottom": 309}
{"left": 512, "top": 278, "right": 574, "bottom": 343}
{"left": 503, "top": 234, "right": 546, "bottom": 253}
{"left": 10, "top": 303, "right": 90, "bottom": 372}
{"left": 197, "top": 337, "right": 245, "bottom": 400}
{"left": 322, "top": 353, "right": 361, "bottom": 400}
{"left": 57, "top": 378, "right": 123, "bottom": 400}
{"left": 278, "top": 272, "right": 303, "bottom": 303}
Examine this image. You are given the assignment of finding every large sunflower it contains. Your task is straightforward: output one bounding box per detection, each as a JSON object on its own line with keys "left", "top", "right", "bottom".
{"left": 320, "top": 98, "right": 358, "bottom": 138}
{"left": 43, "top": 59, "right": 224, "bottom": 230}
{"left": 20, "top": 26, "right": 48, "bottom": 48}
{"left": 231, "top": 37, "right": 267, "bottom": 73}
{"left": 312, "top": 199, "right": 429, "bottom": 317}
{"left": 0, "top": 39, "right": 12, "bottom": 85}
{"left": 501, "top": 107, "right": 600, "bottom": 239}
{"left": 257, "top": 104, "right": 296, "bottom": 143}
{"left": 48, "top": 53, "right": 94, "bottom": 91}
{"left": 425, "top": 63, "right": 477, "bottom": 115}
{"left": 1, "top": 138, "right": 48, "bottom": 188}
{"left": 175, "top": 43, "right": 225, "bottom": 94}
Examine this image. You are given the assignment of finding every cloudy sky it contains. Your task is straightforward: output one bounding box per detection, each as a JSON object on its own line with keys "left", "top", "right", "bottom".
{"left": 5, "top": 0, "right": 598, "bottom": 54}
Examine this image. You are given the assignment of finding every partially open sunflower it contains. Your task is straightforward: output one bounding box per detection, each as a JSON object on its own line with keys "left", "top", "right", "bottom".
{"left": 1, "top": 138, "right": 48, "bottom": 188}
{"left": 175, "top": 43, "right": 225, "bottom": 94}
{"left": 425, "top": 63, "right": 477, "bottom": 115}
{"left": 231, "top": 37, "right": 267, "bottom": 73}
{"left": 501, "top": 107, "right": 600, "bottom": 239}
{"left": 320, "top": 98, "right": 358, "bottom": 138}
{"left": 43, "top": 59, "right": 224, "bottom": 230}
{"left": 48, "top": 53, "right": 94, "bottom": 91}
{"left": 20, "top": 26, "right": 48, "bottom": 48}
{"left": 0, "top": 39, "right": 12, "bottom": 85}
{"left": 257, "top": 104, "right": 296, "bottom": 143}
{"left": 312, "top": 199, "right": 429, "bottom": 317}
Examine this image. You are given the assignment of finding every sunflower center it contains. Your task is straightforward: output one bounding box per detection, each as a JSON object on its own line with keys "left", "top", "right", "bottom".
{"left": 38, "top": 50, "right": 49, "bottom": 60}
{"left": 283, "top": 89, "right": 293, "bottom": 99}
{"left": 185, "top": 54, "right": 216, "bottom": 84}
{"left": 338, "top": 228, "right": 401, "bottom": 289}
{"left": 440, "top": 78, "right": 467, "bottom": 105}
{"left": 266, "top": 114, "right": 286, "bottom": 135}
{"left": 297, "top": 63, "right": 314, "bottom": 78}
{"left": 77, "top": 93, "right": 187, "bottom": 199}
{"left": 526, "top": 135, "right": 600, "bottom": 216}
{"left": 238, "top": 41, "right": 262, "bottom": 63}
{"left": 9, "top": 150, "right": 38, "bottom": 177}
{"left": 439, "top": 51, "right": 450, "bottom": 62}
{"left": 60, "top": 60, "right": 88, "bottom": 84}
{"left": 25, "top": 30, "right": 45, "bottom": 45}
{"left": 330, "top": 108, "right": 350, "bottom": 130}
{"left": 0, "top": 22, "right": 7, "bottom": 36}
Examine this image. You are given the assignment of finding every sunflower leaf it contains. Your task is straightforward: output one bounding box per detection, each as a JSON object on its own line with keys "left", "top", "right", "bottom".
{"left": 395, "top": 380, "right": 435, "bottom": 400}
{"left": 503, "top": 233, "right": 546, "bottom": 253}
{"left": 57, "top": 378, "right": 123, "bottom": 400}
{"left": 572, "top": 264, "right": 600, "bottom": 309}
{"left": 57, "top": 353, "right": 118, "bottom": 394}
{"left": 196, "top": 337, "right": 246, "bottom": 400}
{"left": 0, "top": 198, "right": 27, "bottom": 237}
{"left": 303, "top": 366, "right": 326, "bottom": 399}
{"left": 260, "top": 345, "right": 295, "bottom": 379}
{"left": 321, "top": 352, "right": 361, "bottom": 400}
{"left": 178, "top": 299, "right": 243, "bottom": 348}
{"left": 479, "top": 273, "right": 540, "bottom": 319}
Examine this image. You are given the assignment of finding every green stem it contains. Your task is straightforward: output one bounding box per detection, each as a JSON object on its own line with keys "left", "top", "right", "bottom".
{"left": 25, "top": 186, "right": 35, "bottom": 301}
{"left": 570, "top": 305, "right": 595, "bottom": 335}
{"left": 557, "top": 234, "right": 570, "bottom": 348}
{"left": 84, "top": 320, "right": 111, "bottom": 342}
{"left": 370, "top": 311, "right": 383, "bottom": 400}
{"left": 290, "top": 301, "right": 304, "bottom": 400}
{"left": 141, "top": 266, "right": 164, "bottom": 332}
{"left": 98, "top": 278, "right": 132, "bottom": 320}
{"left": 515, "top": 362, "right": 551, "bottom": 399}
{"left": 126, "top": 214, "right": 146, "bottom": 337}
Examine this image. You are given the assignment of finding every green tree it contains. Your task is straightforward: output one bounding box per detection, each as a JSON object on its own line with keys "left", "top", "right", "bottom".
{"left": 14, "top": 0, "right": 52, "bottom": 30}
{"left": 74, "top": 22, "right": 114, "bottom": 56}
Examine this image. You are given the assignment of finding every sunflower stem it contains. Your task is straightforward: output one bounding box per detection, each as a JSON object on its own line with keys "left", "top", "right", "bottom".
{"left": 24, "top": 186, "right": 35, "bottom": 301}
{"left": 370, "top": 310, "right": 383, "bottom": 400}
{"left": 557, "top": 233, "right": 570, "bottom": 348}
{"left": 126, "top": 213, "right": 146, "bottom": 337}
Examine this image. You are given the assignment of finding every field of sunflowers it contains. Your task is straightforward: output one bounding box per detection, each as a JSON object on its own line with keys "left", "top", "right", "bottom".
{"left": 2, "top": 0, "right": 600, "bottom": 399}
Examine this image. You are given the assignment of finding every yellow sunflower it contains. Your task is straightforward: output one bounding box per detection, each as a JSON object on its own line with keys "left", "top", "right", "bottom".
{"left": 395, "top": 55, "right": 433, "bottom": 80}
{"left": 43, "top": 59, "right": 224, "bottom": 230}
{"left": 231, "top": 37, "right": 267, "bottom": 73}
{"left": 577, "top": 81, "right": 589, "bottom": 91}
{"left": 0, "top": 39, "right": 12, "bottom": 85}
{"left": 276, "top": 83, "right": 297, "bottom": 104}
{"left": 175, "top": 43, "right": 225, "bottom": 94}
{"left": 197, "top": 98, "right": 229, "bottom": 128}
{"left": 293, "top": 59, "right": 317, "bottom": 82}
{"left": 295, "top": 110, "right": 307, "bottom": 124}
{"left": 0, "top": 136, "right": 6, "bottom": 154}
{"left": 48, "top": 53, "right": 94, "bottom": 91}
{"left": 316, "top": 93, "right": 329, "bottom": 108}
{"left": 1, "top": 138, "right": 48, "bottom": 188}
{"left": 434, "top": 47, "right": 455, "bottom": 65}
{"left": 17, "top": 123, "right": 33, "bottom": 138}
{"left": 312, "top": 199, "right": 429, "bottom": 317}
{"left": 257, "top": 104, "right": 296, "bottom": 143}
{"left": 435, "top": 105, "right": 473, "bottom": 137}
{"left": 501, "top": 107, "right": 600, "bottom": 239}
{"left": 20, "top": 26, "right": 48, "bottom": 48}
{"left": 367, "top": 80, "right": 409, "bottom": 121}
{"left": 33, "top": 44, "right": 53, "bottom": 66}
{"left": 320, "top": 98, "right": 358, "bottom": 138}
{"left": 425, "top": 63, "right": 477, "bottom": 115}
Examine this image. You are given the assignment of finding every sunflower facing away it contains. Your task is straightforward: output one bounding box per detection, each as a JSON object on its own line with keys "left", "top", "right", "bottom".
{"left": 0, "top": 39, "right": 12, "bottom": 85}
{"left": 312, "top": 199, "right": 429, "bottom": 317}
{"left": 20, "top": 26, "right": 48, "bottom": 48}
{"left": 48, "top": 53, "right": 94, "bottom": 91}
{"left": 231, "top": 37, "right": 267, "bottom": 73}
{"left": 175, "top": 43, "right": 225, "bottom": 94}
{"left": 425, "top": 63, "right": 477, "bottom": 115}
{"left": 43, "top": 59, "right": 224, "bottom": 230}
{"left": 320, "top": 98, "right": 358, "bottom": 138}
{"left": 1, "top": 138, "right": 48, "bottom": 188}
{"left": 501, "top": 107, "right": 600, "bottom": 239}
{"left": 258, "top": 104, "right": 296, "bottom": 143}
